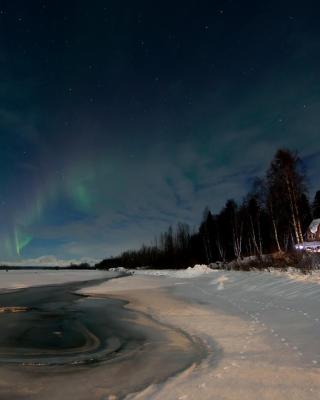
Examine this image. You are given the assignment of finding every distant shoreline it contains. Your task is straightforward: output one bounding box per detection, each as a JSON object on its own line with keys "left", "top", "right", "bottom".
{"left": 0, "top": 265, "right": 97, "bottom": 270}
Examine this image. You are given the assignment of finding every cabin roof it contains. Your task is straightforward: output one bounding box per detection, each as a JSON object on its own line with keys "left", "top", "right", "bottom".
{"left": 309, "top": 219, "right": 320, "bottom": 234}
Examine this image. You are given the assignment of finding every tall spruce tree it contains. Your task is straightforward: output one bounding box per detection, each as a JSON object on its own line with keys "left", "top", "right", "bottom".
{"left": 266, "top": 149, "right": 307, "bottom": 246}
{"left": 199, "top": 207, "right": 216, "bottom": 263}
{"left": 312, "top": 191, "right": 320, "bottom": 219}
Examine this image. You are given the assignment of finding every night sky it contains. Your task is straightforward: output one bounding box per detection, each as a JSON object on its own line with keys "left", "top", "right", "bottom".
{"left": 1, "top": 1, "right": 320, "bottom": 264}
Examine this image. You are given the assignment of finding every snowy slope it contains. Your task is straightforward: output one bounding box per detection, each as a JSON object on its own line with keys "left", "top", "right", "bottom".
{"left": 82, "top": 270, "right": 320, "bottom": 399}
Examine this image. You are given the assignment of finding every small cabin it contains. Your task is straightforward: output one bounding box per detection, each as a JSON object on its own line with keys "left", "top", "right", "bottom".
{"left": 306, "top": 219, "right": 320, "bottom": 242}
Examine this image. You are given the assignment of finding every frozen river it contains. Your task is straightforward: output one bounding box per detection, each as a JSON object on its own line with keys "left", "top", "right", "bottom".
{"left": 0, "top": 271, "right": 204, "bottom": 400}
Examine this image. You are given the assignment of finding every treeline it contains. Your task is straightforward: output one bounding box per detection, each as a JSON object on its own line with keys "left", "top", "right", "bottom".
{"left": 96, "top": 149, "right": 320, "bottom": 270}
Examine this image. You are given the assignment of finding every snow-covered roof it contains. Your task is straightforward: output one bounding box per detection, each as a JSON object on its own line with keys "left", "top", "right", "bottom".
{"left": 309, "top": 219, "right": 320, "bottom": 234}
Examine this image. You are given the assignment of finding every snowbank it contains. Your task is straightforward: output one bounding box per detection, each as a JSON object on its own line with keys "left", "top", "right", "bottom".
{"left": 182, "top": 264, "right": 216, "bottom": 276}
{"left": 108, "top": 266, "right": 128, "bottom": 273}
{"left": 131, "top": 264, "right": 216, "bottom": 278}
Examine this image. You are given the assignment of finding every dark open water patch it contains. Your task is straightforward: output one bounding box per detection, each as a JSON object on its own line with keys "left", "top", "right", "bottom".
{"left": 0, "top": 278, "right": 206, "bottom": 399}
{"left": 0, "top": 279, "right": 143, "bottom": 366}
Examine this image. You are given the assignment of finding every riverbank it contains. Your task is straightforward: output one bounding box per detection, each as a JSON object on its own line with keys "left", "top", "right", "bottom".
{"left": 81, "top": 271, "right": 320, "bottom": 399}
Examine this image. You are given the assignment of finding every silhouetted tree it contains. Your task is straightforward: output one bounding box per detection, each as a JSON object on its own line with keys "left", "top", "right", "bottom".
{"left": 216, "top": 199, "right": 242, "bottom": 260}
{"left": 266, "top": 149, "right": 307, "bottom": 246}
{"left": 312, "top": 191, "right": 320, "bottom": 219}
{"left": 299, "top": 193, "right": 312, "bottom": 235}
{"left": 199, "top": 207, "right": 216, "bottom": 263}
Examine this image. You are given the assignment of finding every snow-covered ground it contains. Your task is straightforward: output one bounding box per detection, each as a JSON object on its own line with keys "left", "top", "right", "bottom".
{"left": 81, "top": 268, "right": 320, "bottom": 399}
{"left": 270, "top": 267, "right": 320, "bottom": 284}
